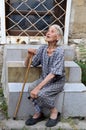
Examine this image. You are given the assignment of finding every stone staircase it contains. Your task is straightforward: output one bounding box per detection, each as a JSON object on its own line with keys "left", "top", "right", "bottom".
{"left": 1, "top": 44, "right": 86, "bottom": 119}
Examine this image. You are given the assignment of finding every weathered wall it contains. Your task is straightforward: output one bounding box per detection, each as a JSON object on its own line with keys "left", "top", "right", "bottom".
{"left": 69, "top": 0, "right": 86, "bottom": 39}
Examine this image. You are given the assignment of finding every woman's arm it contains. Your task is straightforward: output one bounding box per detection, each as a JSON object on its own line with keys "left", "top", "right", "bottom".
{"left": 30, "top": 73, "right": 55, "bottom": 98}
{"left": 37, "top": 73, "right": 55, "bottom": 89}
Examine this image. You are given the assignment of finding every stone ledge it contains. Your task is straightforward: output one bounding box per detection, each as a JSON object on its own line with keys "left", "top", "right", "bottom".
{"left": 4, "top": 44, "right": 75, "bottom": 61}
{"left": 7, "top": 61, "right": 81, "bottom": 83}
{"left": 8, "top": 83, "right": 86, "bottom": 93}
{"left": 8, "top": 82, "right": 86, "bottom": 119}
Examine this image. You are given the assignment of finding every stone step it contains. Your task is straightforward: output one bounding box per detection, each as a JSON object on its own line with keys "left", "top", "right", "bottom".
{"left": 3, "top": 60, "right": 81, "bottom": 99}
{"left": 1, "top": 45, "right": 76, "bottom": 98}
{"left": 7, "top": 61, "right": 81, "bottom": 83}
{"left": 8, "top": 82, "right": 86, "bottom": 119}
{"left": 5, "top": 44, "right": 75, "bottom": 61}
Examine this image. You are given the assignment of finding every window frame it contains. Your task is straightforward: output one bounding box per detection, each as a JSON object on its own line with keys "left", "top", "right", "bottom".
{"left": 5, "top": 0, "right": 67, "bottom": 36}
{"left": 0, "top": 0, "right": 72, "bottom": 44}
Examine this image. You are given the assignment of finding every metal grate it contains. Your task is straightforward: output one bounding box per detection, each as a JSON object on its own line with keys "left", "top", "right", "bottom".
{"left": 5, "top": 0, "right": 67, "bottom": 36}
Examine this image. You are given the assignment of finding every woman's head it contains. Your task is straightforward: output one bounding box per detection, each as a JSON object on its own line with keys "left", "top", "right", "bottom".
{"left": 45, "top": 24, "right": 63, "bottom": 45}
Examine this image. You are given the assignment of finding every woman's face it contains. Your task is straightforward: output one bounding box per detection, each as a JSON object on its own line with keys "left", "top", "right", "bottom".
{"left": 45, "top": 26, "right": 60, "bottom": 43}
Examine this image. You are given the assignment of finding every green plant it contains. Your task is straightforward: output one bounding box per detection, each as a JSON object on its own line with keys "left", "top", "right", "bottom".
{"left": 11, "top": 127, "right": 28, "bottom": 130}
{"left": 57, "top": 128, "right": 63, "bottom": 130}
{"left": 78, "top": 43, "right": 86, "bottom": 60}
{"left": 0, "top": 87, "right": 4, "bottom": 97}
{"left": 0, "top": 87, "right": 8, "bottom": 118}
{"left": 0, "top": 99, "right": 8, "bottom": 118}
{"left": 61, "top": 117, "right": 78, "bottom": 130}
{"left": 76, "top": 60, "right": 86, "bottom": 86}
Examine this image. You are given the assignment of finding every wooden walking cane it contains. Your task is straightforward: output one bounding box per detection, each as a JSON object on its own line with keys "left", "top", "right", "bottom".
{"left": 13, "top": 55, "right": 33, "bottom": 120}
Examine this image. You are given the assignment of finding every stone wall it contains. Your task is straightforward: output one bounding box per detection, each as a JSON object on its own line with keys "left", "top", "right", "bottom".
{"left": 69, "top": 0, "right": 86, "bottom": 39}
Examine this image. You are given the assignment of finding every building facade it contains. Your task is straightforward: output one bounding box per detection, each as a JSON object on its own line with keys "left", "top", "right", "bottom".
{"left": 0, "top": 0, "right": 86, "bottom": 44}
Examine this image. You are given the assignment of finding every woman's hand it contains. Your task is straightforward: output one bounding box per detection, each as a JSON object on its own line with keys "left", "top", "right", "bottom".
{"left": 30, "top": 87, "right": 40, "bottom": 99}
{"left": 28, "top": 48, "right": 37, "bottom": 58}
{"left": 25, "top": 48, "right": 37, "bottom": 67}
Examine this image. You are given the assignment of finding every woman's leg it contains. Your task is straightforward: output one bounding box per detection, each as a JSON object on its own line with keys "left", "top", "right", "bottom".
{"left": 32, "top": 99, "right": 42, "bottom": 118}
{"left": 25, "top": 99, "right": 45, "bottom": 126}
{"left": 50, "top": 107, "right": 58, "bottom": 119}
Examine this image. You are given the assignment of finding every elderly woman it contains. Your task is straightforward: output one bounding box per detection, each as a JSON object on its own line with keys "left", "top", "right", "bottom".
{"left": 25, "top": 24, "right": 65, "bottom": 127}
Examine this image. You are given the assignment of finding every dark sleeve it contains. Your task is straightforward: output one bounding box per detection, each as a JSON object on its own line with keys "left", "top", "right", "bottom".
{"left": 50, "top": 48, "right": 64, "bottom": 76}
{"left": 32, "top": 45, "right": 45, "bottom": 67}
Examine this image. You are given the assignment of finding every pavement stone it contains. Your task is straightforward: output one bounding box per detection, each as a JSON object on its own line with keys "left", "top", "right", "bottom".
{"left": 0, "top": 119, "right": 72, "bottom": 130}
{"left": 0, "top": 119, "right": 86, "bottom": 130}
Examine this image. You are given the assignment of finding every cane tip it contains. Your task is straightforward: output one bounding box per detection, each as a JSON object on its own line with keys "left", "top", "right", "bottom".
{"left": 13, "top": 117, "right": 16, "bottom": 120}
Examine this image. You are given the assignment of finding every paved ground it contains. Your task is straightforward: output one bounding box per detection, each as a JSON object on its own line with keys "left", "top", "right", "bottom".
{"left": 0, "top": 112, "right": 86, "bottom": 129}
{"left": 0, "top": 115, "right": 86, "bottom": 130}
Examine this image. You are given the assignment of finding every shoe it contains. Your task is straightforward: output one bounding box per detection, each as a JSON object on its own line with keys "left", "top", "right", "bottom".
{"left": 45, "top": 112, "right": 61, "bottom": 127}
{"left": 25, "top": 113, "right": 45, "bottom": 126}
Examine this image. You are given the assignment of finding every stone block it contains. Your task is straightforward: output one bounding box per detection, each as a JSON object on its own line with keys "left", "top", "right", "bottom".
{"left": 7, "top": 61, "right": 81, "bottom": 83}
{"left": 8, "top": 82, "right": 64, "bottom": 119}
{"left": 4, "top": 44, "right": 75, "bottom": 61}
{"left": 65, "top": 61, "right": 81, "bottom": 83}
{"left": 8, "top": 82, "right": 86, "bottom": 119}
{"left": 63, "top": 45, "right": 75, "bottom": 61}
{"left": 8, "top": 83, "right": 34, "bottom": 119}
{"left": 8, "top": 66, "right": 41, "bottom": 83}
{"left": 63, "top": 83, "right": 86, "bottom": 118}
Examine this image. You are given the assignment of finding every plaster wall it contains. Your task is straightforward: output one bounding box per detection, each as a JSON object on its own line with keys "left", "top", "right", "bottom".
{"left": 69, "top": 0, "right": 86, "bottom": 39}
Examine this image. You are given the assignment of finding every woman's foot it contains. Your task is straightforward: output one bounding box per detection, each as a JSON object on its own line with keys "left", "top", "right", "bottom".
{"left": 45, "top": 112, "right": 61, "bottom": 127}
{"left": 25, "top": 113, "right": 45, "bottom": 126}
{"left": 45, "top": 108, "right": 61, "bottom": 127}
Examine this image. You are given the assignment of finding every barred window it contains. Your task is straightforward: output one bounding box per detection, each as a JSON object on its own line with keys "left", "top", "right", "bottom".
{"left": 5, "top": 0, "right": 67, "bottom": 36}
